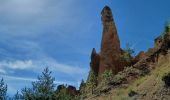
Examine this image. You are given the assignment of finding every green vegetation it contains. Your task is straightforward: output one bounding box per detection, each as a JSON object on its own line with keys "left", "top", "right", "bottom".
{"left": 112, "top": 72, "right": 125, "bottom": 84}
{"left": 21, "top": 67, "right": 55, "bottom": 100}
{"left": 53, "top": 85, "right": 72, "bottom": 100}
{"left": 128, "top": 89, "right": 137, "bottom": 97}
{"left": 162, "top": 19, "right": 170, "bottom": 40}
{"left": 162, "top": 72, "right": 170, "bottom": 87}
{"left": 79, "top": 79, "right": 86, "bottom": 94}
{"left": 10, "top": 67, "right": 81, "bottom": 100}
{"left": 0, "top": 78, "right": 7, "bottom": 100}
{"left": 165, "top": 19, "right": 170, "bottom": 33}
{"left": 13, "top": 91, "right": 22, "bottom": 100}
{"left": 0, "top": 67, "right": 82, "bottom": 100}
{"left": 86, "top": 69, "right": 97, "bottom": 94}
{"left": 102, "top": 70, "right": 113, "bottom": 84}
{"left": 123, "top": 44, "right": 135, "bottom": 61}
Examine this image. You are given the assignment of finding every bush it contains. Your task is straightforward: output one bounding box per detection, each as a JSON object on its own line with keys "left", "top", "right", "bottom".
{"left": 102, "top": 70, "right": 113, "bottom": 85}
{"left": 54, "top": 86, "right": 73, "bottom": 100}
{"left": 165, "top": 19, "right": 170, "bottom": 33}
{"left": 86, "top": 69, "right": 97, "bottom": 94}
{"left": 128, "top": 89, "right": 137, "bottom": 97}
{"left": 124, "top": 66, "right": 140, "bottom": 75}
{"left": 162, "top": 72, "right": 170, "bottom": 87}
{"left": 112, "top": 72, "right": 125, "bottom": 84}
{"left": 123, "top": 44, "right": 135, "bottom": 61}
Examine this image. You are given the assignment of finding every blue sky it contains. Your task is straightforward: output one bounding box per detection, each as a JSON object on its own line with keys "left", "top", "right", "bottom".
{"left": 0, "top": 0, "right": 169, "bottom": 95}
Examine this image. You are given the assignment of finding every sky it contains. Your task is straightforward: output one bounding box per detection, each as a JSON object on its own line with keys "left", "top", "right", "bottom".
{"left": 0, "top": 0, "right": 170, "bottom": 96}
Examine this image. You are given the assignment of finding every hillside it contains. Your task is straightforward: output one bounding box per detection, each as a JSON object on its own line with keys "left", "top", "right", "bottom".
{"left": 85, "top": 52, "right": 170, "bottom": 100}
{"left": 80, "top": 6, "right": 170, "bottom": 100}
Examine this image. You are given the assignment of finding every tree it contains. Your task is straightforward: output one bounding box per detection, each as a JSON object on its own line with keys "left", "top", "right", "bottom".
{"left": 165, "top": 19, "right": 170, "bottom": 33}
{"left": 79, "top": 79, "right": 86, "bottom": 94}
{"left": 102, "top": 70, "right": 113, "bottom": 84}
{"left": 53, "top": 85, "right": 73, "bottom": 100}
{"left": 0, "top": 78, "right": 7, "bottom": 100}
{"left": 13, "top": 91, "right": 23, "bottom": 100}
{"left": 21, "top": 87, "right": 34, "bottom": 100}
{"left": 123, "top": 43, "right": 135, "bottom": 61}
{"left": 163, "top": 19, "right": 170, "bottom": 40}
{"left": 86, "top": 69, "right": 96, "bottom": 94}
{"left": 21, "top": 67, "right": 55, "bottom": 100}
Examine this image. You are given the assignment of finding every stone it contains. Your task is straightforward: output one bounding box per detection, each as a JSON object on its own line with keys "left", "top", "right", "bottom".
{"left": 56, "top": 84, "right": 66, "bottom": 92}
{"left": 98, "top": 6, "right": 122, "bottom": 81}
{"left": 66, "top": 85, "right": 78, "bottom": 96}
{"left": 155, "top": 36, "right": 163, "bottom": 49}
{"left": 90, "top": 48, "right": 100, "bottom": 77}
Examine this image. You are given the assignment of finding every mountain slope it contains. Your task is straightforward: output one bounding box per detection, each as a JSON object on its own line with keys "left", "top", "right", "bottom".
{"left": 85, "top": 52, "right": 170, "bottom": 100}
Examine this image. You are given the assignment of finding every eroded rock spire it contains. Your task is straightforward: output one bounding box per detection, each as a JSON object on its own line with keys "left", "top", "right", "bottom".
{"left": 98, "top": 6, "right": 122, "bottom": 81}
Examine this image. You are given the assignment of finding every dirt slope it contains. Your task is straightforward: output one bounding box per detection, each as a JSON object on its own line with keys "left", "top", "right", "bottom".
{"left": 85, "top": 53, "right": 170, "bottom": 100}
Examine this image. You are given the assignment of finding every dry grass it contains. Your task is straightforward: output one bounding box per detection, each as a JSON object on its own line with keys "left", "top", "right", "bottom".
{"left": 85, "top": 54, "right": 170, "bottom": 100}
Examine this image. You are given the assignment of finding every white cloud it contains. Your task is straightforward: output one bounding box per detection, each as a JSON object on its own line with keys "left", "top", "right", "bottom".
{"left": 2, "top": 75, "right": 36, "bottom": 82}
{"left": 0, "top": 60, "right": 34, "bottom": 70}
{"left": 41, "top": 58, "right": 87, "bottom": 75}
{"left": 2, "top": 75, "right": 75, "bottom": 85}
{"left": 0, "top": 0, "right": 90, "bottom": 38}
{"left": 0, "top": 57, "right": 87, "bottom": 75}
{"left": 0, "top": 69, "right": 6, "bottom": 74}
{"left": 0, "top": 0, "right": 46, "bottom": 16}
{"left": 0, "top": 0, "right": 89, "bottom": 95}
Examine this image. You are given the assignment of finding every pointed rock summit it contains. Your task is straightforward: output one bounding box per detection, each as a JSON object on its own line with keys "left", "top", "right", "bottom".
{"left": 89, "top": 6, "right": 125, "bottom": 83}
{"left": 98, "top": 6, "right": 122, "bottom": 80}
{"left": 90, "top": 48, "right": 100, "bottom": 77}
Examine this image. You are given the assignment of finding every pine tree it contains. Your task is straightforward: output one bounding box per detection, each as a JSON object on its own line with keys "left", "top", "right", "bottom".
{"left": 123, "top": 43, "right": 134, "bottom": 61}
{"left": 79, "top": 79, "right": 86, "bottom": 94}
{"left": 86, "top": 69, "right": 96, "bottom": 94}
{"left": 165, "top": 19, "right": 170, "bottom": 32}
{"left": 13, "top": 91, "right": 23, "bottom": 100}
{"left": 21, "top": 67, "right": 55, "bottom": 100}
{"left": 32, "top": 67, "right": 55, "bottom": 99}
{"left": 0, "top": 78, "right": 7, "bottom": 100}
{"left": 54, "top": 85, "right": 72, "bottom": 100}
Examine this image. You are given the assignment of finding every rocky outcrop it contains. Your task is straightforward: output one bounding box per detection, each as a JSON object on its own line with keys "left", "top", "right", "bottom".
{"left": 56, "top": 85, "right": 78, "bottom": 97}
{"left": 98, "top": 6, "right": 123, "bottom": 81}
{"left": 155, "top": 36, "right": 163, "bottom": 49}
{"left": 88, "top": 6, "right": 128, "bottom": 83}
{"left": 90, "top": 48, "right": 100, "bottom": 77}
{"left": 66, "top": 85, "right": 78, "bottom": 96}
{"left": 133, "top": 51, "right": 146, "bottom": 63}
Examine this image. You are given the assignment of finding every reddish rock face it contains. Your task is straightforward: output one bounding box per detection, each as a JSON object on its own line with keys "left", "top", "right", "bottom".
{"left": 137, "top": 51, "right": 146, "bottom": 59}
{"left": 66, "top": 85, "right": 78, "bottom": 96}
{"left": 98, "top": 6, "right": 122, "bottom": 81}
{"left": 155, "top": 36, "right": 163, "bottom": 49}
{"left": 90, "top": 48, "right": 100, "bottom": 77}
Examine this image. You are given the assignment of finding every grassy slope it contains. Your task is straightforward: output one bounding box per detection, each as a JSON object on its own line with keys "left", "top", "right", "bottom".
{"left": 86, "top": 54, "right": 170, "bottom": 100}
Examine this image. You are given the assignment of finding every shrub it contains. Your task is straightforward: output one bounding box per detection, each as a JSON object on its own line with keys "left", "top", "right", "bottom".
{"left": 162, "top": 72, "right": 170, "bottom": 87}
{"left": 128, "top": 89, "right": 137, "bottom": 97}
{"left": 124, "top": 66, "right": 140, "bottom": 76}
{"left": 54, "top": 86, "right": 73, "bottom": 100}
{"left": 102, "top": 70, "right": 113, "bottom": 85}
{"left": 86, "top": 69, "right": 97, "bottom": 94}
{"left": 165, "top": 19, "right": 170, "bottom": 33}
{"left": 112, "top": 72, "right": 125, "bottom": 84}
{"left": 123, "top": 44, "right": 135, "bottom": 61}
